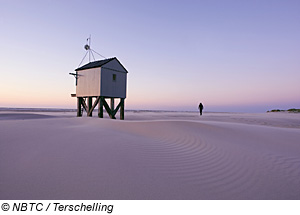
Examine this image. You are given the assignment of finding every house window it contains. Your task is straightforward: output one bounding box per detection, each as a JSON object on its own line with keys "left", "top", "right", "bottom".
{"left": 113, "top": 74, "right": 116, "bottom": 81}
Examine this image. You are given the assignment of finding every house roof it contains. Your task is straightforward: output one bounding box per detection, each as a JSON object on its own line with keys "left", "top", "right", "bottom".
{"left": 75, "top": 58, "right": 114, "bottom": 71}
{"left": 75, "top": 57, "right": 128, "bottom": 73}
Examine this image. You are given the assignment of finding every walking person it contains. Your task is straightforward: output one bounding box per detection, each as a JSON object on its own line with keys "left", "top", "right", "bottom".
{"left": 198, "top": 103, "right": 204, "bottom": 116}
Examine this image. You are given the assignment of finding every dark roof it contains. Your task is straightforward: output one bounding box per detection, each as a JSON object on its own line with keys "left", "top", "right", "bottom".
{"left": 75, "top": 57, "right": 115, "bottom": 71}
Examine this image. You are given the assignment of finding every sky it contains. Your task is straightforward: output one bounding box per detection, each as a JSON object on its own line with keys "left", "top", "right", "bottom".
{"left": 0, "top": 0, "right": 299, "bottom": 112}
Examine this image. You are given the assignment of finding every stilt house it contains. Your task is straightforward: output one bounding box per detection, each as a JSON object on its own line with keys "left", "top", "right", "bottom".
{"left": 73, "top": 57, "right": 128, "bottom": 119}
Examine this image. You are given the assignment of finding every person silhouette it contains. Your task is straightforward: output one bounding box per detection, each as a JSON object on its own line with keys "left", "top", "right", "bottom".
{"left": 198, "top": 103, "right": 204, "bottom": 116}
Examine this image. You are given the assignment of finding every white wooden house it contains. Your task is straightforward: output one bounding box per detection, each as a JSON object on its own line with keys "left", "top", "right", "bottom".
{"left": 73, "top": 57, "right": 128, "bottom": 119}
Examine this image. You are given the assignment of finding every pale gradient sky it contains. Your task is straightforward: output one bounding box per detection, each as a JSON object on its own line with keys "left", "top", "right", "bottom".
{"left": 0, "top": 0, "right": 299, "bottom": 112}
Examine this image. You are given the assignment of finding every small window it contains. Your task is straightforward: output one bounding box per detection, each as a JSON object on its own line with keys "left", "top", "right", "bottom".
{"left": 112, "top": 74, "right": 116, "bottom": 81}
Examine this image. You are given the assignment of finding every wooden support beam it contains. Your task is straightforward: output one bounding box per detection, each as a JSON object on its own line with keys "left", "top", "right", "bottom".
{"left": 98, "top": 96, "right": 103, "bottom": 118}
{"left": 88, "top": 96, "right": 100, "bottom": 116}
{"left": 102, "top": 98, "right": 114, "bottom": 118}
{"left": 112, "top": 100, "right": 122, "bottom": 116}
{"left": 110, "top": 98, "right": 115, "bottom": 119}
{"left": 88, "top": 97, "right": 93, "bottom": 117}
{"left": 110, "top": 98, "right": 114, "bottom": 115}
{"left": 120, "top": 98, "right": 125, "bottom": 120}
{"left": 81, "top": 99, "right": 88, "bottom": 112}
{"left": 77, "top": 97, "right": 82, "bottom": 117}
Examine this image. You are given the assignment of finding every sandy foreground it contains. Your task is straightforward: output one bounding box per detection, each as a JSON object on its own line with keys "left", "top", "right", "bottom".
{"left": 0, "top": 110, "right": 300, "bottom": 200}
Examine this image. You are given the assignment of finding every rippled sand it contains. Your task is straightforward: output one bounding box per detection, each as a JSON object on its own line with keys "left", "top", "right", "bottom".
{"left": 1, "top": 111, "right": 300, "bottom": 199}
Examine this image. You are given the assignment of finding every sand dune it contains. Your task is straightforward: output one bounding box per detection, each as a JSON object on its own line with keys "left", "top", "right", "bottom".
{"left": 0, "top": 113, "right": 58, "bottom": 120}
{"left": 0, "top": 111, "right": 300, "bottom": 199}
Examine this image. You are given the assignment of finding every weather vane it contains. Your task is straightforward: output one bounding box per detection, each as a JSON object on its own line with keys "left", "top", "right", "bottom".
{"left": 69, "top": 35, "right": 107, "bottom": 85}
{"left": 76, "top": 35, "right": 106, "bottom": 67}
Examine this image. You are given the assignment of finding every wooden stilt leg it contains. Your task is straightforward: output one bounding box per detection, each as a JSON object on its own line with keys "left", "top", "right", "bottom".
{"left": 77, "top": 97, "right": 82, "bottom": 117}
{"left": 120, "top": 98, "right": 125, "bottom": 120}
{"left": 98, "top": 97, "right": 103, "bottom": 118}
{"left": 110, "top": 98, "right": 115, "bottom": 119}
{"left": 111, "top": 98, "right": 115, "bottom": 111}
{"left": 88, "top": 97, "right": 93, "bottom": 117}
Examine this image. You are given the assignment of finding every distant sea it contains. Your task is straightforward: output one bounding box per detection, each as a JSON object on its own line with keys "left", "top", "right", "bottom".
{"left": 0, "top": 107, "right": 199, "bottom": 113}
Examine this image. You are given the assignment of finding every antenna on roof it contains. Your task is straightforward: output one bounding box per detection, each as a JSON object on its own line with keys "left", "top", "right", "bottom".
{"left": 77, "top": 35, "right": 107, "bottom": 67}
{"left": 86, "top": 35, "right": 91, "bottom": 62}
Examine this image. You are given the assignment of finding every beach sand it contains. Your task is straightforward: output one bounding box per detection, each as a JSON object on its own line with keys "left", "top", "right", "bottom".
{"left": 0, "top": 110, "right": 300, "bottom": 199}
